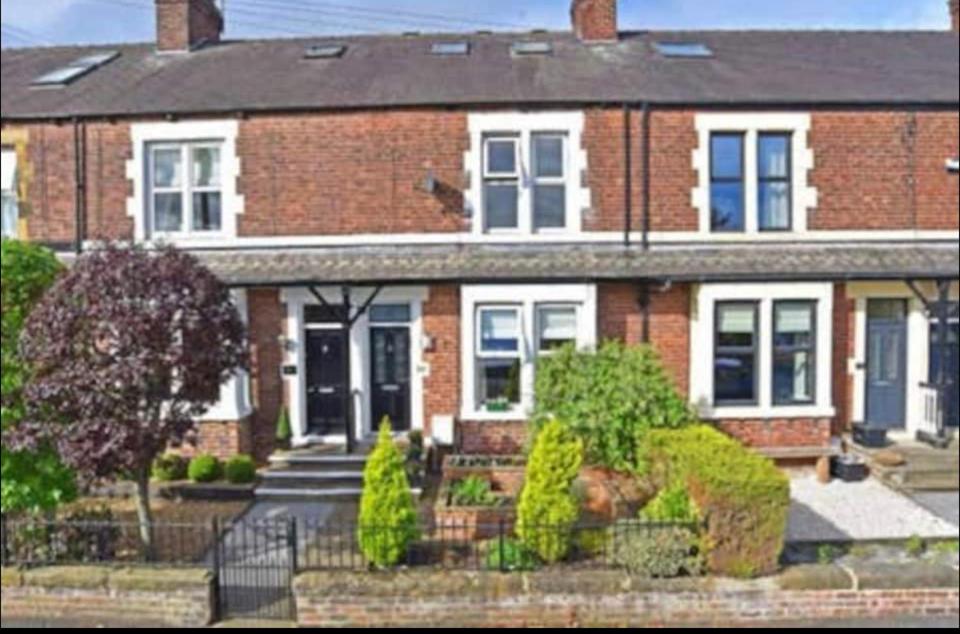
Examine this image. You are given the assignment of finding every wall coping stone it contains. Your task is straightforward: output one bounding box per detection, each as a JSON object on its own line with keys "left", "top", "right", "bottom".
{"left": 1, "top": 566, "right": 212, "bottom": 593}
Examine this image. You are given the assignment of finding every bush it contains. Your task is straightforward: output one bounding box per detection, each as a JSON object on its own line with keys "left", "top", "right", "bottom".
{"left": 1, "top": 240, "right": 76, "bottom": 515}
{"left": 533, "top": 341, "right": 695, "bottom": 472}
{"left": 517, "top": 420, "right": 583, "bottom": 563}
{"left": 152, "top": 454, "right": 188, "bottom": 482}
{"left": 485, "top": 538, "right": 541, "bottom": 572}
{"left": 187, "top": 454, "right": 222, "bottom": 483}
{"left": 224, "top": 455, "right": 257, "bottom": 484}
{"left": 450, "top": 476, "right": 498, "bottom": 507}
{"left": 613, "top": 526, "right": 705, "bottom": 578}
{"left": 640, "top": 425, "right": 790, "bottom": 578}
{"left": 357, "top": 420, "right": 419, "bottom": 568}
{"left": 640, "top": 484, "right": 700, "bottom": 524}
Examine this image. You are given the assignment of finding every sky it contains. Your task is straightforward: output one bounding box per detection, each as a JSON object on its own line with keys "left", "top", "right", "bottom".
{"left": 1, "top": 0, "right": 955, "bottom": 48}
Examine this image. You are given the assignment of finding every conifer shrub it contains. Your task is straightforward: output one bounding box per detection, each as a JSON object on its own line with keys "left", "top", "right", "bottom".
{"left": 357, "top": 420, "right": 419, "bottom": 568}
{"left": 275, "top": 408, "right": 291, "bottom": 447}
{"left": 640, "top": 425, "right": 790, "bottom": 578}
{"left": 516, "top": 419, "right": 583, "bottom": 563}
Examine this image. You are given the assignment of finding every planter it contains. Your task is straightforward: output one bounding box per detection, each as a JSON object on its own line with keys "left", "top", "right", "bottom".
{"left": 852, "top": 424, "right": 889, "bottom": 449}
{"left": 433, "top": 505, "right": 517, "bottom": 541}
{"left": 442, "top": 455, "right": 526, "bottom": 497}
{"left": 831, "top": 455, "right": 869, "bottom": 482}
{"left": 484, "top": 401, "right": 512, "bottom": 413}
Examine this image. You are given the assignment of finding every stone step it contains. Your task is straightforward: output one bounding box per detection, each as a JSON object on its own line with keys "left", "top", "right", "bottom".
{"left": 255, "top": 487, "right": 364, "bottom": 501}
{"left": 268, "top": 454, "right": 368, "bottom": 473}
{"left": 899, "top": 470, "right": 960, "bottom": 492}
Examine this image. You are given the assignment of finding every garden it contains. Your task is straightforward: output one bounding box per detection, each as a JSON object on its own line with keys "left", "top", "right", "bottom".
{"left": 339, "top": 341, "right": 791, "bottom": 579}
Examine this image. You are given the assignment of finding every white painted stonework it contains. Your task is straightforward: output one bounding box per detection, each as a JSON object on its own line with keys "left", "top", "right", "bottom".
{"left": 127, "top": 120, "right": 244, "bottom": 243}
{"left": 692, "top": 113, "right": 818, "bottom": 236}
{"left": 689, "top": 282, "right": 835, "bottom": 420}
{"left": 199, "top": 288, "right": 253, "bottom": 422}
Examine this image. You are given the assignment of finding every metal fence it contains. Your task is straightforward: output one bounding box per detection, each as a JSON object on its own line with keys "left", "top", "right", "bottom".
{"left": 0, "top": 515, "right": 218, "bottom": 568}
{"left": 1, "top": 514, "right": 701, "bottom": 575}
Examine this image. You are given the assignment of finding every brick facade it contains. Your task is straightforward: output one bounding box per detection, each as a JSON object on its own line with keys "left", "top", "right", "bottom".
{"left": 714, "top": 419, "right": 834, "bottom": 449}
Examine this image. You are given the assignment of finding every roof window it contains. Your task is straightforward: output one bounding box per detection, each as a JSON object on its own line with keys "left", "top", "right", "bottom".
{"left": 511, "top": 41, "right": 553, "bottom": 56}
{"left": 431, "top": 42, "right": 470, "bottom": 56}
{"left": 32, "top": 51, "right": 119, "bottom": 87}
{"left": 654, "top": 42, "right": 713, "bottom": 58}
{"left": 304, "top": 45, "right": 347, "bottom": 59}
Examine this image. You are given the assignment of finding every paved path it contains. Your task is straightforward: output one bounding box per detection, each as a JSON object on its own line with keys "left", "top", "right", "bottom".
{"left": 787, "top": 475, "right": 959, "bottom": 543}
{"left": 911, "top": 491, "right": 960, "bottom": 528}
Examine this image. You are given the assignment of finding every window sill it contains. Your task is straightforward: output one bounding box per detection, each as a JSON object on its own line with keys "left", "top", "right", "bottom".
{"left": 699, "top": 404, "right": 836, "bottom": 421}
{"left": 460, "top": 409, "right": 529, "bottom": 423}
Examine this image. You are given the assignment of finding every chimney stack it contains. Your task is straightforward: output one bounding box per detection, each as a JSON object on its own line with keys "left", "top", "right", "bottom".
{"left": 156, "top": 0, "right": 223, "bottom": 53}
{"left": 951, "top": 0, "right": 959, "bottom": 32}
{"left": 571, "top": 0, "right": 618, "bottom": 43}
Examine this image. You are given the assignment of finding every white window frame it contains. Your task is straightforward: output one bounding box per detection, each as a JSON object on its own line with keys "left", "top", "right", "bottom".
{"left": 482, "top": 136, "right": 522, "bottom": 232}
{"left": 466, "top": 112, "right": 590, "bottom": 237}
{"left": 475, "top": 305, "right": 524, "bottom": 408}
{"left": 147, "top": 141, "right": 225, "bottom": 238}
{"left": 693, "top": 113, "right": 817, "bottom": 237}
{"left": 461, "top": 284, "right": 597, "bottom": 420}
{"left": 127, "top": 120, "right": 244, "bottom": 244}
{"left": 1, "top": 148, "right": 18, "bottom": 239}
{"left": 690, "top": 282, "right": 834, "bottom": 420}
{"left": 535, "top": 303, "right": 579, "bottom": 355}
{"left": 530, "top": 133, "right": 569, "bottom": 233}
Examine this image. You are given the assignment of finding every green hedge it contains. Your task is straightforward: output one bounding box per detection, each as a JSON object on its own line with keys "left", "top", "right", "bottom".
{"left": 640, "top": 425, "right": 790, "bottom": 578}
{"left": 533, "top": 341, "right": 695, "bottom": 472}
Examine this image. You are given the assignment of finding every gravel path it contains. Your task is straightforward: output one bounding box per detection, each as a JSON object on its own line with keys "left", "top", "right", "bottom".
{"left": 787, "top": 475, "right": 959, "bottom": 543}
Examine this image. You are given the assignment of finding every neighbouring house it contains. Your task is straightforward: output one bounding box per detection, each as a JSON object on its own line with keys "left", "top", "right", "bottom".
{"left": 1, "top": 0, "right": 957, "bottom": 464}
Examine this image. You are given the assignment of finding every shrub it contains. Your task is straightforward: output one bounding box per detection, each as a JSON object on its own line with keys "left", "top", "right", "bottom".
{"left": 224, "top": 455, "right": 257, "bottom": 484}
{"left": 187, "top": 454, "right": 222, "bottom": 483}
{"left": 485, "top": 538, "right": 541, "bottom": 572}
{"left": 275, "top": 408, "right": 291, "bottom": 446}
{"left": 640, "top": 484, "right": 700, "bottom": 524}
{"left": 152, "top": 454, "right": 188, "bottom": 482}
{"left": 640, "top": 425, "right": 790, "bottom": 578}
{"left": 905, "top": 535, "right": 926, "bottom": 558}
{"left": 817, "top": 544, "right": 841, "bottom": 565}
{"left": 450, "top": 476, "right": 498, "bottom": 507}
{"left": 533, "top": 341, "right": 695, "bottom": 472}
{"left": 613, "top": 526, "right": 705, "bottom": 578}
{"left": 574, "top": 527, "right": 612, "bottom": 558}
{"left": 517, "top": 420, "right": 583, "bottom": 563}
{"left": 358, "top": 420, "right": 419, "bottom": 568}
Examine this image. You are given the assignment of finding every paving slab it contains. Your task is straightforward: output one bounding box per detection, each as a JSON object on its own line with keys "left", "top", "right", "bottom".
{"left": 910, "top": 491, "right": 960, "bottom": 528}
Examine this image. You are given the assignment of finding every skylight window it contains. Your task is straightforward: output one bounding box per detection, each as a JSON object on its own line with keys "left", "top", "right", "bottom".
{"left": 654, "top": 42, "right": 713, "bottom": 58}
{"left": 32, "top": 51, "right": 119, "bottom": 87}
{"left": 304, "top": 44, "right": 346, "bottom": 59}
{"left": 511, "top": 41, "right": 553, "bottom": 56}
{"left": 431, "top": 42, "right": 470, "bottom": 56}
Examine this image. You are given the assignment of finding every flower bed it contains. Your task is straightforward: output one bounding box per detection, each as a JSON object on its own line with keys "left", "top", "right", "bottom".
{"left": 434, "top": 476, "right": 517, "bottom": 541}
{"left": 442, "top": 455, "right": 526, "bottom": 498}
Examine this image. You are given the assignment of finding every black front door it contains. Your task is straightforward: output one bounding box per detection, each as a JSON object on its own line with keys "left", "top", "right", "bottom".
{"left": 370, "top": 327, "right": 411, "bottom": 432}
{"left": 865, "top": 299, "right": 908, "bottom": 430}
{"left": 306, "top": 329, "right": 348, "bottom": 437}
{"left": 929, "top": 318, "right": 960, "bottom": 428}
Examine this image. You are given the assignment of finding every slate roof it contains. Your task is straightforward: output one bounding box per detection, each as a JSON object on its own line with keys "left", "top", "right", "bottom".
{"left": 2, "top": 30, "right": 958, "bottom": 120}
{"left": 193, "top": 242, "right": 960, "bottom": 287}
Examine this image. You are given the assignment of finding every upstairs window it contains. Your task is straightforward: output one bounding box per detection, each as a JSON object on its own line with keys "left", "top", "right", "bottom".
{"left": 148, "top": 142, "right": 223, "bottom": 237}
{"left": 483, "top": 137, "right": 520, "bottom": 231}
{"left": 1, "top": 148, "right": 17, "bottom": 239}
{"left": 758, "top": 133, "right": 793, "bottom": 231}
{"left": 531, "top": 134, "right": 567, "bottom": 230}
{"left": 710, "top": 133, "right": 745, "bottom": 232}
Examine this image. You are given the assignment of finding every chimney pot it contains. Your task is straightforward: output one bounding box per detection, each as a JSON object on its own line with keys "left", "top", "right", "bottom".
{"left": 951, "top": 0, "right": 959, "bottom": 32}
{"left": 156, "top": 0, "right": 223, "bottom": 53}
{"left": 571, "top": 0, "right": 618, "bottom": 43}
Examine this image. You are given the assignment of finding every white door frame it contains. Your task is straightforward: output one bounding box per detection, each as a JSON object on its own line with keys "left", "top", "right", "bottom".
{"left": 847, "top": 281, "right": 959, "bottom": 439}
{"left": 281, "top": 286, "right": 429, "bottom": 447}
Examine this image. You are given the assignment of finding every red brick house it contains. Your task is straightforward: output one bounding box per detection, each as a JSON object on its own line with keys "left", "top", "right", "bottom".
{"left": 2, "top": 0, "right": 958, "bottom": 463}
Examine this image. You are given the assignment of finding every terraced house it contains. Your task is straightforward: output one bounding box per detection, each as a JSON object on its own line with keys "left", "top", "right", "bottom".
{"left": 1, "top": 0, "right": 958, "bottom": 468}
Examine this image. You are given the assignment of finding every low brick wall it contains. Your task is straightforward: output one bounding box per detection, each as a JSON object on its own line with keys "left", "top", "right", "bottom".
{"left": 0, "top": 567, "right": 214, "bottom": 628}
{"left": 459, "top": 421, "right": 528, "bottom": 455}
{"left": 715, "top": 418, "right": 833, "bottom": 449}
{"left": 294, "top": 570, "right": 960, "bottom": 628}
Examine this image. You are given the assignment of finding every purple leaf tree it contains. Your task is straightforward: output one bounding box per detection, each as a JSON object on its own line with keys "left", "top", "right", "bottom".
{"left": 5, "top": 245, "right": 247, "bottom": 553}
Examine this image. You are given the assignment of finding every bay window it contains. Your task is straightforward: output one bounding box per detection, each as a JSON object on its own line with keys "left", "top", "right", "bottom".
{"left": 148, "top": 142, "right": 223, "bottom": 237}
{"left": 692, "top": 283, "right": 833, "bottom": 419}
{"left": 714, "top": 302, "right": 759, "bottom": 405}
{"left": 1, "top": 148, "right": 18, "bottom": 239}
{"left": 476, "top": 307, "right": 522, "bottom": 407}
{"left": 462, "top": 285, "right": 597, "bottom": 418}
{"left": 772, "top": 301, "right": 816, "bottom": 405}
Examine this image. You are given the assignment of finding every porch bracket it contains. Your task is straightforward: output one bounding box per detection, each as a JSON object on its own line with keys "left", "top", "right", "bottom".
{"left": 348, "top": 285, "right": 384, "bottom": 327}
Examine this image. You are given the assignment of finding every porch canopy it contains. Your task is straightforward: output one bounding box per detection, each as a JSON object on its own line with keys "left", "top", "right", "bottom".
{"left": 200, "top": 241, "right": 959, "bottom": 288}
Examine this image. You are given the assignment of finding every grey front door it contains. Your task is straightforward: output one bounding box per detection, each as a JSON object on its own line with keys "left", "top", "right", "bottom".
{"left": 865, "top": 299, "right": 908, "bottom": 430}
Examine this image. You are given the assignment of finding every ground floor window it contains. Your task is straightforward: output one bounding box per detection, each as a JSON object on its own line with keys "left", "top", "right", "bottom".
{"left": 692, "top": 282, "right": 834, "bottom": 419}
{"left": 462, "top": 285, "right": 597, "bottom": 419}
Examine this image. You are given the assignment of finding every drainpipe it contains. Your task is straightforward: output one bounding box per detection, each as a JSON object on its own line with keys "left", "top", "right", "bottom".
{"left": 641, "top": 102, "right": 651, "bottom": 251}
{"left": 623, "top": 103, "right": 633, "bottom": 247}
{"left": 72, "top": 119, "right": 87, "bottom": 255}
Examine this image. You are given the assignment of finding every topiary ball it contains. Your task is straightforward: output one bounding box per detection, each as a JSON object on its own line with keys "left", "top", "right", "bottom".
{"left": 224, "top": 455, "right": 258, "bottom": 484}
{"left": 187, "top": 454, "right": 222, "bottom": 483}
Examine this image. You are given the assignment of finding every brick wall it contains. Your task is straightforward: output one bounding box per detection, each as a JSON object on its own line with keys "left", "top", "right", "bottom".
{"left": 459, "top": 421, "right": 528, "bottom": 455}
{"left": 832, "top": 283, "right": 854, "bottom": 435}
{"left": 237, "top": 111, "right": 468, "bottom": 237}
{"left": 177, "top": 420, "right": 252, "bottom": 460}
{"left": 422, "top": 284, "right": 461, "bottom": 439}
{"left": 714, "top": 418, "right": 833, "bottom": 448}
{"left": 246, "top": 288, "right": 284, "bottom": 461}
{"left": 0, "top": 567, "right": 213, "bottom": 628}
{"left": 9, "top": 110, "right": 955, "bottom": 244}
{"left": 294, "top": 571, "right": 960, "bottom": 628}
{"left": 598, "top": 282, "right": 691, "bottom": 396}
